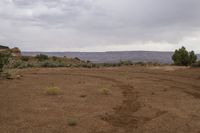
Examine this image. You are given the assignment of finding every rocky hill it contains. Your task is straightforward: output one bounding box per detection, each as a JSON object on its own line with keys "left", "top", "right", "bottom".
{"left": 0, "top": 45, "right": 21, "bottom": 57}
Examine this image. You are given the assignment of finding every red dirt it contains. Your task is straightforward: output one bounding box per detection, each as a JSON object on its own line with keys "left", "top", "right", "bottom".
{"left": 1, "top": 66, "right": 200, "bottom": 133}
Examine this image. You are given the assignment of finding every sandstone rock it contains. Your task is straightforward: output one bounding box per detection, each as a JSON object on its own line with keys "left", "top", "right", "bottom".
{"left": 11, "top": 47, "right": 21, "bottom": 57}
{"left": 0, "top": 45, "right": 21, "bottom": 57}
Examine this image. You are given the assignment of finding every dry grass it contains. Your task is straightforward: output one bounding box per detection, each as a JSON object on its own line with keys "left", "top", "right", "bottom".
{"left": 67, "top": 118, "right": 77, "bottom": 126}
{"left": 45, "top": 86, "right": 61, "bottom": 95}
{"left": 100, "top": 88, "right": 110, "bottom": 95}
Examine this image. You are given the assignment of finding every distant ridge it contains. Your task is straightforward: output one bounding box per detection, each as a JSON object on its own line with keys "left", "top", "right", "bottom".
{"left": 22, "top": 51, "right": 200, "bottom": 64}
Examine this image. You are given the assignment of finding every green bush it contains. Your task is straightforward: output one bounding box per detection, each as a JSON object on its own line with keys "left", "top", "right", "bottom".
{"left": 172, "top": 46, "right": 197, "bottom": 66}
{"left": 40, "top": 60, "right": 65, "bottom": 68}
{"left": 35, "top": 54, "right": 49, "bottom": 61}
{"left": 0, "top": 52, "right": 11, "bottom": 72}
{"left": 21, "top": 56, "right": 30, "bottom": 61}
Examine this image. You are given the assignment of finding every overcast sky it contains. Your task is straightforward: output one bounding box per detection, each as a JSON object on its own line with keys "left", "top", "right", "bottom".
{"left": 0, "top": 0, "right": 200, "bottom": 52}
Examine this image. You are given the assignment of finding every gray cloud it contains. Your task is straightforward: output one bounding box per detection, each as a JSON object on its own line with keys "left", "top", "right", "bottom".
{"left": 0, "top": 0, "right": 200, "bottom": 52}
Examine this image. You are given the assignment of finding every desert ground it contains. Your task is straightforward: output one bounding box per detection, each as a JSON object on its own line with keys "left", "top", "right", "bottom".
{"left": 1, "top": 66, "right": 200, "bottom": 133}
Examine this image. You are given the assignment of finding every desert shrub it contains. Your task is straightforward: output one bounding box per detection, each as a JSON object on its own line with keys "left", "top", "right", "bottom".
{"left": 67, "top": 118, "right": 77, "bottom": 126}
{"left": 40, "top": 60, "right": 65, "bottom": 68}
{"left": 11, "top": 59, "right": 36, "bottom": 69}
{"left": 120, "top": 60, "right": 133, "bottom": 66}
{"left": 102, "top": 63, "right": 119, "bottom": 67}
{"left": 45, "top": 86, "right": 61, "bottom": 95}
{"left": 172, "top": 46, "right": 197, "bottom": 66}
{"left": 52, "top": 56, "right": 58, "bottom": 61}
{"left": 74, "top": 57, "right": 81, "bottom": 61}
{"left": 35, "top": 54, "right": 49, "bottom": 61}
{"left": 13, "top": 60, "right": 27, "bottom": 69}
{"left": 20, "top": 56, "right": 30, "bottom": 61}
{"left": 0, "top": 69, "right": 16, "bottom": 79}
{"left": 0, "top": 71, "right": 12, "bottom": 79}
{"left": 100, "top": 88, "right": 110, "bottom": 95}
{"left": 135, "top": 62, "right": 146, "bottom": 66}
{"left": 81, "top": 63, "right": 94, "bottom": 68}
{"left": 0, "top": 52, "right": 11, "bottom": 72}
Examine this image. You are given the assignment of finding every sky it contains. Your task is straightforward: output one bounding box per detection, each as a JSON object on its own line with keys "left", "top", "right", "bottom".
{"left": 0, "top": 0, "right": 200, "bottom": 52}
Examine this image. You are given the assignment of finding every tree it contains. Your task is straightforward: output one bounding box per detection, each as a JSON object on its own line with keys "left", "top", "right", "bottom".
{"left": 172, "top": 46, "right": 197, "bottom": 66}
{"left": 189, "top": 51, "right": 197, "bottom": 65}
{"left": 0, "top": 52, "right": 11, "bottom": 72}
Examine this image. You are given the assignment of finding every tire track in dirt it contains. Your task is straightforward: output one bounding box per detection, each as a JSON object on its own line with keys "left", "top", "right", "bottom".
{"left": 128, "top": 72, "right": 200, "bottom": 99}
{"left": 28, "top": 72, "right": 199, "bottom": 132}
{"left": 63, "top": 74, "right": 168, "bottom": 133}
{"left": 28, "top": 72, "right": 144, "bottom": 132}
{"left": 64, "top": 73, "right": 142, "bottom": 132}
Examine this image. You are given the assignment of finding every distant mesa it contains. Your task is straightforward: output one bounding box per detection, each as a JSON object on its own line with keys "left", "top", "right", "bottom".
{"left": 0, "top": 45, "right": 21, "bottom": 57}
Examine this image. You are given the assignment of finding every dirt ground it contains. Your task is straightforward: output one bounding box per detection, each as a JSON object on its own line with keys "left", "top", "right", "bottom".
{"left": 1, "top": 66, "right": 200, "bottom": 133}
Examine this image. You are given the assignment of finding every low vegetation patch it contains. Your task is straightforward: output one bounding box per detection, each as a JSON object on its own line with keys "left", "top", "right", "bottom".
{"left": 0, "top": 52, "right": 11, "bottom": 72}
{"left": 45, "top": 86, "right": 61, "bottom": 95}
{"left": 67, "top": 118, "right": 77, "bottom": 126}
{"left": 100, "top": 88, "right": 110, "bottom": 95}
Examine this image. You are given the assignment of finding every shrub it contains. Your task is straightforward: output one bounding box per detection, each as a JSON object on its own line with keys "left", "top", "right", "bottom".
{"left": 21, "top": 56, "right": 30, "bottom": 61}
{"left": 74, "top": 57, "right": 81, "bottom": 61}
{"left": 45, "top": 86, "right": 61, "bottom": 95}
{"left": 0, "top": 52, "right": 11, "bottom": 72}
{"left": 100, "top": 88, "right": 110, "bottom": 95}
{"left": 35, "top": 54, "right": 49, "bottom": 61}
{"left": 120, "top": 60, "right": 133, "bottom": 66}
{"left": 0, "top": 69, "right": 16, "bottom": 79}
{"left": 67, "top": 118, "right": 77, "bottom": 126}
{"left": 13, "top": 60, "right": 28, "bottom": 69}
{"left": 172, "top": 46, "right": 197, "bottom": 66}
{"left": 40, "top": 60, "right": 65, "bottom": 68}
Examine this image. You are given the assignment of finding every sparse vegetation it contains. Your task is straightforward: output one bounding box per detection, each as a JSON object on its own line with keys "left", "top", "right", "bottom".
{"left": 36, "top": 54, "right": 49, "bottom": 61}
{"left": 172, "top": 46, "right": 197, "bottom": 66}
{"left": 67, "top": 118, "right": 77, "bottom": 126}
{"left": 100, "top": 88, "right": 110, "bottom": 95}
{"left": 0, "top": 52, "right": 11, "bottom": 72}
{"left": 20, "top": 56, "right": 30, "bottom": 61}
{"left": 45, "top": 86, "right": 61, "bottom": 95}
{"left": 40, "top": 60, "right": 65, "bottom": 68}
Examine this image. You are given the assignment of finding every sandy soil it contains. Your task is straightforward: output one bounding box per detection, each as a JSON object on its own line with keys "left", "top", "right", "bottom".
{"left": 0, "top": 66, "right": 200, "bottom": 133}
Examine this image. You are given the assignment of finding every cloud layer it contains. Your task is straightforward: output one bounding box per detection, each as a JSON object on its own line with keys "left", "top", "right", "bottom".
{"left": 0, "top": 0, "right": 200, "bottom": 52}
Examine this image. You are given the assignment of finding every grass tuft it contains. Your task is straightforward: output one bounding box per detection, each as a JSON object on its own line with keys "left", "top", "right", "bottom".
{"left": 67, "top": 118, "right": 77, "bottom": 126}
{"left": 100, "top": 88, "right": 110, "bottom": 95}
{"left": 45, "top": 86, "right": 61, "bottom": 95}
